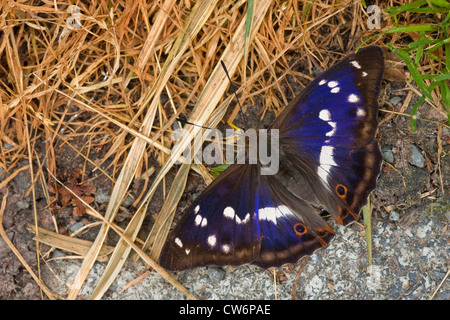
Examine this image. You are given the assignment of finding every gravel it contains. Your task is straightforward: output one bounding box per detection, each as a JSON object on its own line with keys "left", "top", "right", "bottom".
{"left": 40, "top": 197, "right": 449, "bottom": 300}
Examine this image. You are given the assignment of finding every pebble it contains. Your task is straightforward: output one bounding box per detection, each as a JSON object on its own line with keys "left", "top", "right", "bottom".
{"left": 16, "top": 198, "right": 30, "bottom": 211}
{"left": 381, "top": 145, "right": 395, "bottom": 163}
{"left": 389, "top": 210, "right": 400, "bottom": 222}
{"left": 410, "top": 145, "right": 426, "bottom": 168}
{"left": 95, "top": 189, "right": 110, "bottom": 204}
{"left": 3, "top": 143, "right": 13, "bottom": 150}
{"left": 51, "top": 250, "right": 65, "bottom": 259}
{"left": 207, "top": 267, "right": 226, "bottom": 282}
{"left": 122, "top": 195, "right": 134, "bottom": 207}
{"left": 389, "top": 96, "right": 402, "bottom": 106}
{"left": 68, "top": 221, "right": 85, "bottom": 233}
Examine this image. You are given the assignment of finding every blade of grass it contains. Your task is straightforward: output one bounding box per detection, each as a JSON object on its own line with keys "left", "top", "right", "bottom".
{"left": 429, "top": 0, "right": 450, "bottom": 8}
{"left": 244, "top": 0, "right": 254, "bottom": 58}
{"left": 89, "top": 198, "right": 148, "bottom": 299}
{"left": 410, "top": 95, "right": 427, "bottom": 132}
{"left": 29, "top": 224, "right": 114, "bottom": 262}
{"left": 387, "top": 44, "right": 434, "bottom": 101}
{"left": 440, "top": 82, "right": 450, "bottom": 123}
{"left": 386, "top": 0, "right": 428, "bottom": 16}
{"left": 144, "top": 162, "right": 190, "bottom": 261}
{"left": 382, "top": 25, "right": 439, "bottom": 33}
{"left": 362, "top": 198, "right": 372, "bottom": 267}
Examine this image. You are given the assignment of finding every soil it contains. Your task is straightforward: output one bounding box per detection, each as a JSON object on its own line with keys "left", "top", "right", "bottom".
{"left": 1, "top": 51, "right": 449, "bottom": 300}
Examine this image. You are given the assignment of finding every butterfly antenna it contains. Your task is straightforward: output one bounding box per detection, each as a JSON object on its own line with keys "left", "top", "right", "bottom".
{"left": 220, "top": 60, "right": 249, "bottom": 131}
{"left": 176, "top": 117, "right": 212, "bottom": 130}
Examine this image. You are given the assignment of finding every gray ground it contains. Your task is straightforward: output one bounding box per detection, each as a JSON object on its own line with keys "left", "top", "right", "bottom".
{"left": 38, "top": 196, "right": 449, "bottom": 300}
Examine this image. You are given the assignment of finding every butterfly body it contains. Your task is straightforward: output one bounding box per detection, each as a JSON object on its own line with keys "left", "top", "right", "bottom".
{"left": 160, "top": 46, "right": 385, "bottom": 271}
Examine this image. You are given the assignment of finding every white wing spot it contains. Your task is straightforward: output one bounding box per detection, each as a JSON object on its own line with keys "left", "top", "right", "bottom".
{"left": 207, "top": 235, "right": 217, "bottom": 248}
{"left": 221, "top": 244, "right": 231, "bottom": 254}
{"left": 175, "top": 237, "right": 183, "bottom": 248}
{"left": 331, "top": 87, "right": 340, "bottom": 93}
{"left": 319, "top": 109, "right": 331, "bottom": 121}
{"left": 319, "top": 109, "right": 336, "bottom": 136}
{"left": 185, "top": 248, "right": 190, "bottom": 255}
{"left": 351, "top": 60, "right": 361, "bottom": 69}
{"left": 356, "top": 108, "right": 366, "bottom": 117}
{"left": 362, "top": 71, "right": 368, "bottom": 77}
{"left": 194, "top": 214, "right": 202, "bottom": 226}
{"left": 326, "top": 122, "right": 337, "bottom": 137}
{"left": 236, "top": 213, "right": 250, "bottom": 225}
{"left": 318, "top": 146, "right": 337, "bottom": 184}
{"left": 194, "top": 205, "right": 200, "bottom": 213}
{"left": 319, "top": 79, "right": 327, "bottom": 85}
{"left": 201, "top": 218, "right": 207, "bottom": 227}
{"left": 277, "top": 205, "right": 294, "bottom": 216}
{"left": 348, "top": 94, "right": 360, "bottom": 103}
{"left": 259, "top": 207, "right": 280, "bottom": 225}
{"left": 223, "top": 206, "right": 235, "bottom": 219}
{"left": 327, "top": 81, "right": 339, "bottom": 88}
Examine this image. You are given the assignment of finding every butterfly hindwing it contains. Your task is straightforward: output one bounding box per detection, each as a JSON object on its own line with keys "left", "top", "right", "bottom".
{"left": 160, "top": 163, "right": 335, "bottom": 270}
{"left": 159, "top": 165, "right": 259, "bottom": 270}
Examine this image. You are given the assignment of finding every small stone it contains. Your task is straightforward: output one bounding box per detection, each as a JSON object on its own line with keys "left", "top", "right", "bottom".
{"left": 389, "top": 96, "right": 402, "bottom": 106}
{"left": 95, "top": 189, "right": 110, "bottom": 204}
{"left": 51, "top": 250, "right": 65, "bottom": 259}
{"left": 68, "top": 221, "right": 84, "bottom": 233}
{"left": 122, "top": 195, "right": 134, "bottom": 207}
{"left": 381, "top": 145, "right": 395, "bottom": 164}
{"left": 16, "top": 198, "right": 30, "bottom": 211}
{"left": 207, "top": 267, "right": 226, "bottom": 282}
{"left": 3, "top": 143, "right": 13, "bottom": 150}
{"left": 389, "top": 210, "right": 400, "bottom": 222}
{"left": 410, "top": 145, "right": 426, "bottom": 168}
{"left": 58, "top": 225, "right": 67, "bottom": 234}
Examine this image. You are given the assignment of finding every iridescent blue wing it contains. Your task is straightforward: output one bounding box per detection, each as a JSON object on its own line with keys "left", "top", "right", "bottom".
{"left": 159, "top": 46, "right": 384, "bottom": 270}
{"left": 159, "top": 164, "right": 334, "bottom": 270}
{"left": 159, "top": 165, "right": 259, "bottom": 270}
{"left": 271, "top": 46, "right": 384, "bottom": 225}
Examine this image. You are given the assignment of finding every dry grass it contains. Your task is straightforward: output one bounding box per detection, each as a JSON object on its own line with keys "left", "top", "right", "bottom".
{"left": 0, "top": 0, "right": 448, "bottom": 299}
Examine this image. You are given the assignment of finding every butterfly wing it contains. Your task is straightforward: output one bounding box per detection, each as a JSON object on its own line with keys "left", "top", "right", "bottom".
{"left": 271, "top": 46, "right": 384, "bottom": 225}
{"left": 159, "top": 46, "right": 384, "bottom": 270}
{"left": 159, "top": 164, "right": 260, "bottom": 270}
{"left": 159, "top": 163, "right": 334, "bottom": 270}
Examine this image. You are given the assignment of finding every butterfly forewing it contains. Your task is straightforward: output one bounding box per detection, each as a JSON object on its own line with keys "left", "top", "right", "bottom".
{"left": 159, "top": 46, "right": 384, "bottom": 271}
{"left": 273, "top": 46, "right": 384, "bottom": 225}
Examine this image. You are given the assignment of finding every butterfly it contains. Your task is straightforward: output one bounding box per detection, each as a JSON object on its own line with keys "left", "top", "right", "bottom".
{"left": 159, "top": 46, "right": 385, "bottom": 270}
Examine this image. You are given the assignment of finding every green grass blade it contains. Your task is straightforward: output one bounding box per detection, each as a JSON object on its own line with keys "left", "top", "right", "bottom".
{"left": 440, "top": 82, "right": 450, "bottom": 124}
{"left": 210, "top": 163, "right": 231, "bottom": 179}
{"left": 386, "top": 0, "right": 428, "bottom": 15}
{"left": 244, "top": 0, "right": 254, "bottom": 57}
{"left": 429, "top": 0, "right": 450, "bottom": 8}
{"left": 387, "top": 44, "right": 434, "bottom": 102}
{"left": 383, "top": 25, "right": 439, "bottom": 33}
{"left": 362, "top": 199, "right": 372, "bottom": 267}
{"left": 410, "top": 95, "right": 427, "bottom": 132}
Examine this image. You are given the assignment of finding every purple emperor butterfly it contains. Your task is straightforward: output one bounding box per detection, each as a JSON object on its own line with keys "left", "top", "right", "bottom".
{"left": 160, "top": 46, "right": 384, "bottom": 270}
